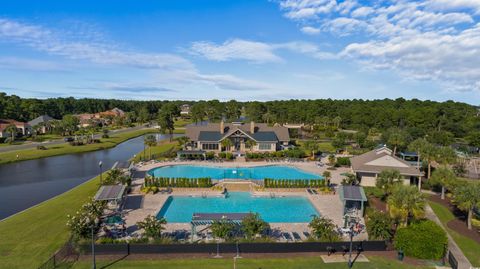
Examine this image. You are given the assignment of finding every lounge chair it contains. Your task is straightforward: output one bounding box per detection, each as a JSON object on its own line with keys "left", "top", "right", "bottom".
{"left": 303, "top": 231, "right": 311, "bottom": 238}
{"left": 312, "top": 189, "right": 318, "bottom": 195}
{"left": 282, "top": 232, "right": 293, "bottom": 242}
{"left": 306, "top": 189, "right": 313, "bottom": 195}
{"left": 292, "top": 232, "right": 302, "bottom": 241}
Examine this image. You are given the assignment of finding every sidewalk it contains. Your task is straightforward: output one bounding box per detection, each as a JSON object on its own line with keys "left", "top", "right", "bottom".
{"left": 424, "top": 204, "right": 472, "bottom": 269}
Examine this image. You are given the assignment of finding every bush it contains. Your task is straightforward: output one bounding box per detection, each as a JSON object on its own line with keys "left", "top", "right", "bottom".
{"left": 363, "top": 187, "right": 384, "bottom": 199}
{"left": 394, "top": 220, "right": 447, "bottom": 259}
{"left": 36, "top": 145, "right": 47, "bottom": 150}
{"left": 336, "top": 157, "right": 351, "bottom": 166}
{"left": 366, "top": 210, "right": 393, "bottom": 241}
{"left": 218, "top": 152, "right": 226, "bottom": 159}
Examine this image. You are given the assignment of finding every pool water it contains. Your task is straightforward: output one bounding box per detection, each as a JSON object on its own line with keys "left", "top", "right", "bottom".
{"left": 157, "top": 192, "right": 319, "bottom": 223}
{"left": 148, "top": 165, "right": 322, "bottom": 180}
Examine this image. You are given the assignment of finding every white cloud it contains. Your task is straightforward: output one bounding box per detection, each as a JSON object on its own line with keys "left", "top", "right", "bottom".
{"left": 275, "top": 0, "right": 480, "bottom": 92}
{"left": 0, "top": 18, "right": 287, "bottom": 94}
{"left": 190, "top": 39, "right": 282, "bottom": 63}
{"left": 0, "top": 18, "right": 193, "bottom": 70}
{"left": 190, "top": 39, "right": 336, "bottom": 62}
{"left": 300, "top": 26, "right": 321, "bottom": 34}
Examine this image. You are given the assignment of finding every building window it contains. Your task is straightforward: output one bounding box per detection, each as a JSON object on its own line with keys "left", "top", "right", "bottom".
{"left": 259, "top": 143, "right": 272, "bottom": 150}
{"left": 202, "top": 143, "right": 219, "bottom": 150}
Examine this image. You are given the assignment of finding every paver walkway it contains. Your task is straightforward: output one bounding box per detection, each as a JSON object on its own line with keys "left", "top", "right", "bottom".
{"left": 425, "top": 204, "right": 472, "bottom": 269}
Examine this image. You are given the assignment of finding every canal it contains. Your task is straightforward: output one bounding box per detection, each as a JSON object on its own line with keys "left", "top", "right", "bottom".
{"left": 0, "top": 133, "right": 173, "bottom": 220}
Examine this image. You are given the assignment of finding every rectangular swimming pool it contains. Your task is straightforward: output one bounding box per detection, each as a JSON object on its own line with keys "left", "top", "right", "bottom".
{"left": 157, "top": 192, "right": 319, "bottom": 223}
{"left": 148, "top": 165, "right": 323, "bottom": 180}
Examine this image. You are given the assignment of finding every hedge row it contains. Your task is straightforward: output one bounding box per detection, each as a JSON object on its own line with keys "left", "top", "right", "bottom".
{"left": 264, "top": 178, "right": 325, "bottom": 188}
{"left": 145, "top": 176, "right": 213, "bottom": 188}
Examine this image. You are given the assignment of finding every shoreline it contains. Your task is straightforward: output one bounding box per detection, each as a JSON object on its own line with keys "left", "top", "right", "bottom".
{"left": 0, "top": 128, "right": 160, "bottom": 165}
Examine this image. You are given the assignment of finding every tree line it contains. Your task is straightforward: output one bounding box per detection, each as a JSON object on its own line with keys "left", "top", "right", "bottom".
{"left": 2, "top": 92, "right": 479, "bottom": 144}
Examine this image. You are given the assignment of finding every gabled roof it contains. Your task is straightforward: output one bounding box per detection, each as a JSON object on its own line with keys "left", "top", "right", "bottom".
{"left": 198, "top": 131, "right": 223, "bottom": 142}
{"left": 28, "top": 115, "right": 55, "bottom": 126}
{"left": 351, "top": 146, "right": 423, "bottom": 176}
{"left": 187, "top": 122, "right": 289, "bottom": 142}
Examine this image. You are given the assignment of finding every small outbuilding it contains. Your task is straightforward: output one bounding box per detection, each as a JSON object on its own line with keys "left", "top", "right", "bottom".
{"left": 339, "top": 185, "right": 367, "bottom": 216}
{"left": 94, "top": 185, "right": 126, "bottom": 206}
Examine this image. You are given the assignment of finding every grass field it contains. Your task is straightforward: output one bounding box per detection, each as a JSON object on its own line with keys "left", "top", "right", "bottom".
{"left": 132, "top": 142, "right": 177, "bottom": 162}
{"left": 0, "top": 128, "right": 156, "bottom": 165}
{"left": 0, "top": 140, "right": 177, "bottom": 269}
{"left": 0, "top": 174, "right": 102, "bottom": 269}
{"left": 70, "top": 256, "right": 433, "bottom": 269}
{"left": 428, "top": 201, "right": 480, "bottom": 267}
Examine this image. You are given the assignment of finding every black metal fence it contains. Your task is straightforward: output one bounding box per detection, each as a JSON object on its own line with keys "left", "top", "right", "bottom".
{"left": 79, "top": 240, "right": 387, "bottom": 255}
{"left": 448, "top": 250, "right": 458, "bottom": 269}
{"left": 37, "top": 240, "right": 78, "bottom": 269}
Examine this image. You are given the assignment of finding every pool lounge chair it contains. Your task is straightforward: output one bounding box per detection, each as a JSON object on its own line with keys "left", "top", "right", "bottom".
{"left": 303, "top": 231, "right": 311, "bottom": 238}
{"left": 282, "top": 232, "right": 293, "bottom": 242}
{"left": 292, "top": 232, "right": 302, "bottom": 241}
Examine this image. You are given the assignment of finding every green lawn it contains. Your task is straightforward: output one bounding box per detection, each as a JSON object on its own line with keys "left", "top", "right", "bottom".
{"left": 173, "top": 118, "right": 193, "bottom": 128}
{"left": 0, "top": 175, "right": 102, "bottom": 269}
{"left": 70, "top": 256, "right": 432, "bottom": 269}
{"left": 0, "top": 128, "right": 156, "bottom": 165}
{"left": 428, "top": 201, "right": 480, "bottom": 267}
{"left": 132, "top": 142, "right": 177, "bottom": 162}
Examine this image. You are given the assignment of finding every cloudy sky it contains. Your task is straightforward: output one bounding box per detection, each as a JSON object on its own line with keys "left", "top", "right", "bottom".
{"left": 1, "top": 0, "right": 480, "bottom": 104}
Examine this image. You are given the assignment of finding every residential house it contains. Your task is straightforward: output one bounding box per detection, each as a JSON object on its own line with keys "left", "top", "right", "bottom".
{"left": 180, "top": 104, "right": 191, "bottom": 116}
{"left": 28, "top": 115, "right": 55, "bottom": 134}
{"left": 0, "top": 119, "right": 31, "bottom": 138}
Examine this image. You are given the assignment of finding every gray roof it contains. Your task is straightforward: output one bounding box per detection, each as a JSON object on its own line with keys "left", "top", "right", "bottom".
{"left": 94, "top": 185, "right": 126, "bottom": 201}
{"left": 339, "top": 185, "right": 367, "bottom": 202}
{"left": 28, "top": 115, "right": 55, "bottom": 126}
{"left": 351, "top": 146, "right": 423, "bottom": 176}
{"left": 198, "top": 131, "right": 223, "bottom": 142}
{"left": 251, "top": 132, "right": 278, "bottom": 142}
{"left": 114, "top": 161, "right": 131, "bottom": 169}
{"left": 187, "top": 122, "right": 289, "bottom": 143}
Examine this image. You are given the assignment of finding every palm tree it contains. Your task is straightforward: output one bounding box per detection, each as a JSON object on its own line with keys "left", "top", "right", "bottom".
{"left": 144, "top": 134, "right": 157, "bottom": 159}
{"left": 221, "top": 139, "right": 233, "bottom": 152}
{"left": 4, "top": 124, "right": 17, "bottom": 143}
{"left": 387, "top": 185, "right": 425, "bottom": 227}
{"left": 388, "top": 132, "right": 406, "bottom": 156}
{"left": 303, "top": 140, "right": 319, "bottom": 159}
{"left": 332, "top": 116, "right": 342, "bottom": 130}
{"left": 435, "top": 146, "right": 457, "bottom": 166}
{"left": 245, "top": 139, "right": 257, "bottom": 152}
{"left": 376, "top": 169, "right": 402, "bottom": 198}
{"left": 408, "top": 138, "right": 430, "bottom": 189}
{"left": 422, "top": 143, "right": 438, "bottom": 179}
{"left": 430, "top": 167, "right": 456, "bottom": 200}
{"left": 452, "top": 182, "right": 480, "bottom": 230}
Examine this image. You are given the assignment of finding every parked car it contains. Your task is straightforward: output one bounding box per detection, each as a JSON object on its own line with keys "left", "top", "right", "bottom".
{"left": 64, "top": 137, "right": 74, "bottom": 142}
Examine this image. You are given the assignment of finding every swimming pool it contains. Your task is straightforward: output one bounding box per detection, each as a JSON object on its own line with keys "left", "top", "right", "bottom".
{"left": 148, "top": 165, "right": 322, "bottom": 180}
{"left": 157, "top": 192, "right": 319, "bottom": 223}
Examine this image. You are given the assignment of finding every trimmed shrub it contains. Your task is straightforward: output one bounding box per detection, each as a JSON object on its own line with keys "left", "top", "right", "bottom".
{"left": 366, "top": 210, "right": 393, "bottom": 241}
{"left": 336, "top": 157, "right": 351, "bottom": 166}
{"left": 394, "top": 220, "right": 447, "bottom": 259}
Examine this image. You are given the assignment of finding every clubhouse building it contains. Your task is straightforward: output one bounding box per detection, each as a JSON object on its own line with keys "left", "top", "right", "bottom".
{"left": 186, "top": 121, "right": 290, "bottom": 152}
{"left": 351, "top": 145, "right": 424, "bottom": 187}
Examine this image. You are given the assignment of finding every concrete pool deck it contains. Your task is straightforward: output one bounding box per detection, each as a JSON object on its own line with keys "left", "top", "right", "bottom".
{"left": 121, "top": 159, "right": 367, "bottom": 241}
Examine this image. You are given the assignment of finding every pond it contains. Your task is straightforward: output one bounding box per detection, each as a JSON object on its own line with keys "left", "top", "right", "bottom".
{"left": 0, "top": 133, "right": 173, "bottom": 220}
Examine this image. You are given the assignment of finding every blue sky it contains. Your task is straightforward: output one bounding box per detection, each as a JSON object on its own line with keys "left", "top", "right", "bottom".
{"left": 1, "top": 0, "right": 480, "bottom": 104}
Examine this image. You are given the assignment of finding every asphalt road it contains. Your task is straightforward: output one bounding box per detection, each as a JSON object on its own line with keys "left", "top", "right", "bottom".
{"left": 0, "top": 125, "right": 149, "bottom": 153}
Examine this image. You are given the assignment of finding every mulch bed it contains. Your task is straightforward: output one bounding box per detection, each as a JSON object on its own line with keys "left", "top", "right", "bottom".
{"left": 428, "top": 194, "right": 480, "bottom": 244}
{"left": 367, "top": 196, "right": 387, "bottom": 212}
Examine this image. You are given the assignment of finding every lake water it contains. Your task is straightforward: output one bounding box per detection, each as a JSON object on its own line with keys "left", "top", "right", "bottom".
{"left": 0, "top": 133, "right": 172, "bottom": 220}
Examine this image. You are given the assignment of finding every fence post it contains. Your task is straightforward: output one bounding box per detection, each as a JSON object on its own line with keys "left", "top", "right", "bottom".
{"left": 127, "top": 243, "right": 130, "bottom": 255}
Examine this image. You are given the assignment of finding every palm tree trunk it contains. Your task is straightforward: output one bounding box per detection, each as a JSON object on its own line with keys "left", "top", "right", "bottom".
{"left": 441, "top": 186, "right": 445, "bottom": 200}
{"left": 427, "top": 163, "right": 432, "bottom": 178}
{"left": 467, "top": 208, "right": 472, "bottom": 230}
{"left": 393, "top": 146, "right": 397, "bottom": 156}
{"left": 418, "top": 177, "right": 422, "bottom": 191}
